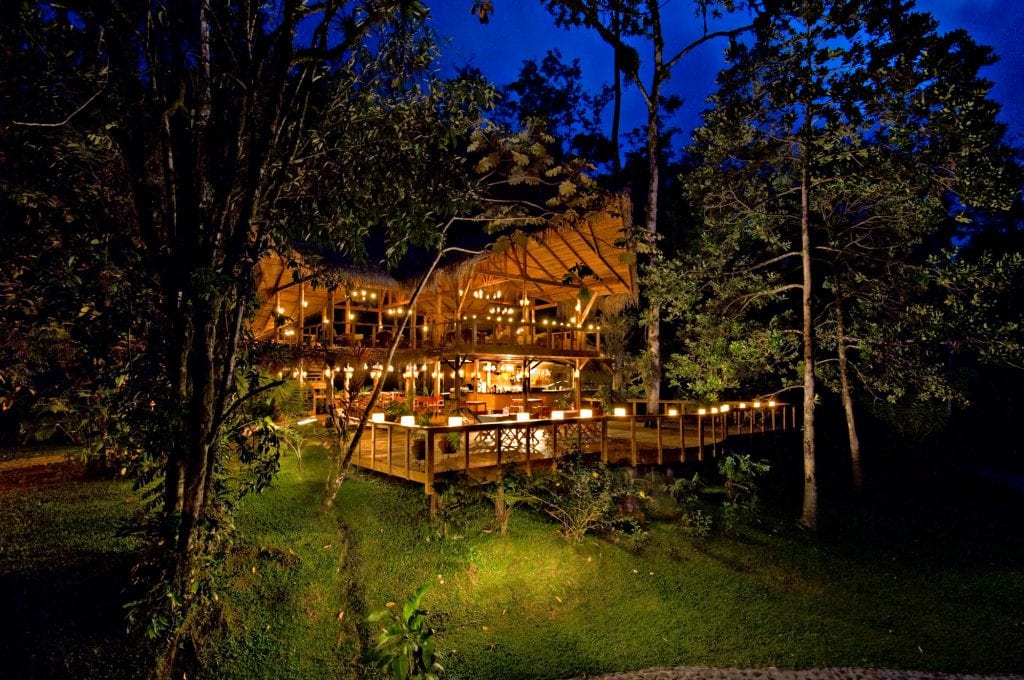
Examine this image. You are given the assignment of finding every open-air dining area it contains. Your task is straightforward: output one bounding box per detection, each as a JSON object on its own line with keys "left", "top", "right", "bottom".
{"left": 251, "top": 205, "right": 793, "bottom": 497}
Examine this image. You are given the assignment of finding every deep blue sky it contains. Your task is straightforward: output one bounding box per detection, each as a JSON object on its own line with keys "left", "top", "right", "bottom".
{"left": 425, "top": 0, "right": 1023, "bottom": 149}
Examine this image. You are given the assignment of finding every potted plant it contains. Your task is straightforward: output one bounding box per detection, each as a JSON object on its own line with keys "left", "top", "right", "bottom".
{"left": 441, "top": 430, "right": 462, "bottom": 455}
{"left": 411, "top": 413, "right": 432, "bottom": 461}
{"left": 383, "top": 399, "right": 412, "bottom": 423}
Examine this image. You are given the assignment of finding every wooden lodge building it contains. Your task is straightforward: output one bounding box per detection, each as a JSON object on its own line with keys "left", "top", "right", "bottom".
{"left": 251, "top": 205, "right": 791, "bottom": 493}
{"left": 253, "top": 207, "right": 637, "bottom": 415}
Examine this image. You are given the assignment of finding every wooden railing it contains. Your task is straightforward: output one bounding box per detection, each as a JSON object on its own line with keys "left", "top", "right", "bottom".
{"left": 352, "top": 406, "right": 792, "bottom": 496}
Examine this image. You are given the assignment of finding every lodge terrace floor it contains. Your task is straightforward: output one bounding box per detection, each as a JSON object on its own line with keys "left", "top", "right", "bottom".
{"left": 343, "top": 409, "right": 793, "bottom": 494}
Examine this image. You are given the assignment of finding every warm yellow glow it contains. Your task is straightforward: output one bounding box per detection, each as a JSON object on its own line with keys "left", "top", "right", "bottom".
{"left": 668, "top": 408, "right": 679, "bottom": 417}
{"left": 283, "top": 329, "right": 295, "bottom": 336}
{"left": 739, "top": 402, "right": 747, "bottom": 409}
{"left": 580, "top": 409, "right": 593, "bottom": 418}
{"left": 447, "top": 416, "right": 463, "bottom": 427}
{"left": 698, "top": 408, "right": 707, "bottom": 416}
{"left": 276, "top": 306, "right": 285, "bottom": 314}
{"left": 296, "top": 417, "right": 317, "bottom": 425}
{"left": 301, "top": 300, "right": 308, "bottom": 308}
{"left": 348, "top": 313, "right": 355, "bottom": 320}
{"left": 711, "top": 407, "right": 719, "bottom": 414}
{"left": 516, "top": 412, "right": 531, "bottom": 422}
{"left": 400, "top": 415, "right": 416, "bottom": 427}
{"left": 753, "top": 401, "right": 762, "bottom": 408}
{"left": 613, "top": 407, "right": 627, "bottom": 417}
{"left": 720, "top": 404, "right": 730, "bottom": 413}
{"left": 551, "top": 410, "right": 565, "bottom": 420}
{"left": 371, "top": 412, "right": 385, "bottom": 423}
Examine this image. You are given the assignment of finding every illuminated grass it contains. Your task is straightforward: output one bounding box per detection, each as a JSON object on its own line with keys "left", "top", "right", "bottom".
{"left": 338, "top": 472, "right": 1024, "bottom": 679}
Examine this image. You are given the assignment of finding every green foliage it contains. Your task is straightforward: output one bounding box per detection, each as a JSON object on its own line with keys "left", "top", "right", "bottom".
{"left": 667, "top": 473, "right": 713, "bottom": 538}
{"left": 368, "top": 585, "right": 443, "bottom": 680}
{"left": 431, "top": 474, "right": 484, "bottom": 540}
{"left": 487, "top": 466, "right": 532, "bottom": 537}
{"left": 667, "top": 453, "right": 770, "bottom": 537}
{"left": 523, "top": 451, "right": 643, "bottom": 542}
{"left": 718, "top": 453, "right": 770, "bottom": 535}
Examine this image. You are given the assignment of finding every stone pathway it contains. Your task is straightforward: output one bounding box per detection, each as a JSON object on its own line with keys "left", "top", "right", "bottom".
{"left": 573, "top": 667, "right": 1024, "bottom": 680}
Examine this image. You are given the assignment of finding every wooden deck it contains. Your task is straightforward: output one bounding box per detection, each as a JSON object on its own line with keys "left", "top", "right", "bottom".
{"left": 350, "top": 408, "right": 793, "bottom": 495}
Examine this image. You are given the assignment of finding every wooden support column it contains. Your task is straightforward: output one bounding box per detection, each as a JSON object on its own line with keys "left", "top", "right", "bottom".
{"left": 409, "top": 304, "right": 416, "bottom": 349}
{"left": 296, "top": 281, "right": 305, "bottom": 347}
{"left": 344, "top": 295, "right": 352, "bottom": 336}
{"left": 274, "top": 291, "right": 282, "bottom": 342}
{"left": 326, "top": 289, "right": 336, "bottom": 346}
{"left": 574, "top": 358, "right": 582, "bottom": 410}
{"left": 434, "top": 296, "right": 442, "bottom": 346}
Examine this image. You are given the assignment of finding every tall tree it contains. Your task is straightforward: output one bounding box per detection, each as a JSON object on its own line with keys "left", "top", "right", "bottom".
{"left": 493, "top": 49, "right": 612, "bottom": 165}
{"left": 474, "top": 1, "right": 754, "bottom": 415}
{"left": 2, "top": 1, "right": 497, "bottom": 669}
{"left": 674, "top": 0, "right": 1016, "bottom": 527}
{"left": 535, "top": 0, "right": 754, "bottom": 416}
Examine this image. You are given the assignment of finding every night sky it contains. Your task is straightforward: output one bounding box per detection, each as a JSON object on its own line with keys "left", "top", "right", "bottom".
{"left": 426, "top": 0, "right": 1024, "bottom": 148}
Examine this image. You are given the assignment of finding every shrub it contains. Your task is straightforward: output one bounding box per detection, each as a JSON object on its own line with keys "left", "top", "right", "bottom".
{"left": 668, "top": 473, "right": 713, "bottom": 538}
{"left": 368, "top": 585, "right": 443, "bottom": 680}
{"left": 431, "top": 474, "right": 483, "bottom": 540}
{"left": 718, "top": 453, "right": 770, "bottom": 535}
{"left": 487, "top": 466, "right": 531, "bottom": 537}
{"left": 667, "top": 453, "right": 770, "bottom": 537}
{"left": 525, "top": 451, "right": 645, "bottom": 543}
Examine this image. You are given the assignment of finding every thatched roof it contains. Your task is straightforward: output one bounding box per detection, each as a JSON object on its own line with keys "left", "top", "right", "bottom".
{"left": 252, "top": 200, "right": 636, "bottom": 338}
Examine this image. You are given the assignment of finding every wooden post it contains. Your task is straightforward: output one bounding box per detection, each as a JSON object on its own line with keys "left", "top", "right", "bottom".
{"left": 656, "top": 416, "right": 663, "bottom": 466}
{"left": 524, "top": 424, "right": 532, "bottom": 476}
{"left": 344, "top": 293, "right": 352, "bottom": 336}
{"left": 434, "top": 296, "right": 442, "bottom": 346}
{"left": 426, "top": 430, "right": 435, "bottom": 479}
{"left": 370, "top": 423, "right": 377, "bottom": 468}
{"left": 551, "top": 421, "right": 558, "bottom": 458}
{"left": 711, "top": 412, "right": 717, "bottom": 456}
{"left": 601, "top": 417, "right": 608, "bottom": 463}
{"left": 630, "top": 416, "right": 637, "bottom": 467}
{"left": 375, "top": 292, "right": 383, "bottom": 348}
{"left": 296, "top": 281, "right": 305, "bottom": 347}
{"left": 697, "top": 413, "right": 704, "bottom": 461}
{"left": 326, "top": 289, "right": 336, "bottom": 346}
{"left": 386, "top": 426, "right": 393, "bottom": 474}
{"left": 574, "top": 359, "right": 582, "bottom": 411}
{"left": 426, "top": 433, "right": 435, "bottom": 501}
{"left": 274, "top": 291, "right": 282, "bottom": 342}
{"left": 409, "top": 304, "right": 416, "bottom": 349}
{"left": 679, "top": 412, "right": 685, "bottom": 463}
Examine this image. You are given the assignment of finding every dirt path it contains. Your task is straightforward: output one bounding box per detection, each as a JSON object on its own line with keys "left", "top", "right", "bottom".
{"left": 0, "top": 454, "right": 81, "bottom": 490}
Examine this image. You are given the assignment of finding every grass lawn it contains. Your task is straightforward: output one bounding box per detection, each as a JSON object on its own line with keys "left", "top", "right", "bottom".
{"left": 1, "top": 443, "right": 1022, "bottom": 678}
{"left": 0, "top": 452, "right": 146, "bottom": 679}
{"left": 336, "top": 454, "right": 1024, "bottom": 679}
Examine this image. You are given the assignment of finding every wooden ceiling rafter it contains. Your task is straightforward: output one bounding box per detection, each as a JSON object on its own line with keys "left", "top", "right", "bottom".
{"left": 548, "top": 228, "right": 618, "bottom": 296}
{"left": 581, "top": 221, "right": 632, "bottom": 292}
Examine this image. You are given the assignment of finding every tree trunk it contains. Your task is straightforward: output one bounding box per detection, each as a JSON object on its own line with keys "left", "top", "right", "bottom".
{"left": 322, "top": 221, "right": 457, "bottom": 510}
{"left": 643, "top": 1, "right": 663, "bottom": 419}
{"left": 799, "top": 145, "right": 818, "bottom": 532}
{"left": 611, "top": 4, "right": 622, "bottom": 176}
{"left": 834, "top": 292, "right": 863, "bottom": 492}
